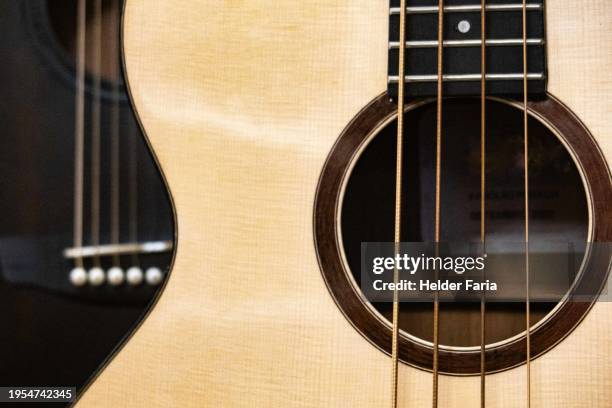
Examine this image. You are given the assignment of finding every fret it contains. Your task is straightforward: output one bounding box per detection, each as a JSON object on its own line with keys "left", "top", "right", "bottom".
{"left": 389, "top": 39, "right": 544, "bottom": 49}
{"left": 390, "top": 4, "right": 543, "bottom": 15}
{"left": 387, "top": 0, "right": 547, "bottom": 97}
{"left": 388, "top": 73, "right": 545, "bottom": 84}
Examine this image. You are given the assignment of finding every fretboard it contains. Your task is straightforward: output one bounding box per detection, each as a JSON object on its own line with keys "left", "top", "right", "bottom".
{"left": 388, "top": 0, "right": 547, "bottom": 99}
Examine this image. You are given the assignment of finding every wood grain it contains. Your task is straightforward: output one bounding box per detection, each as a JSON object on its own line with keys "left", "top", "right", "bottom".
{"left": 79, "top": 0, "right": 612, "bottom": 406}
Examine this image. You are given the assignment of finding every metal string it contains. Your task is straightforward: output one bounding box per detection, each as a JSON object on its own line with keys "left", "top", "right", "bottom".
{"left": 90, "top": 0, "right": 102, "bottom": 266}
{"left": 521, "top": 0, "right": 532, "bottom": 406}
{"left": 73, "top": 0, "right": 87, "bottom": 269}
{"left": 108, "top": 0, "right": 140, "bottom": 267}
{"left": 128, "top": 115, "right": 139, "bottom": 266}
{"left": 432, "top": 1, "right": 444, "bottom": 406}
{"left": 391, "top": 0, "right": 407, "bottom": 406}
{"left": 109, "top": 0, "right": 121, "bottom": 266}
{"left": 479, "top": 0, "right": 488, "bottom": 405}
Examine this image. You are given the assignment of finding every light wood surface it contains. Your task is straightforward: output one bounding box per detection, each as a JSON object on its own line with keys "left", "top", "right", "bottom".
{"left": 79, "top": 1, "right": 612, "bottom": 406}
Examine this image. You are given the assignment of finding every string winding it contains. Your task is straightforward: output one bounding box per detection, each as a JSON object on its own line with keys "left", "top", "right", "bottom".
{"left": 479, "top": 0, "right": 487, "bottom": 406}
{"left": 391, "top": 0, "right": 407, "bottom": 406}
{"left": 432, "top": 1, "right": 444, "bottom": 406}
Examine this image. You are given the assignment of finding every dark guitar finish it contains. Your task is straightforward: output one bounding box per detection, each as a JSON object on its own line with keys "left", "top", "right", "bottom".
{"left": 0, "top": 0, "right": 174, "bottom": 402}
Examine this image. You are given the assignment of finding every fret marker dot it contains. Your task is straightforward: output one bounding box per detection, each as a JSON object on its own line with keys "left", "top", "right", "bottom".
{"left": 457, "top": 20, "right": 471, "bottom": 34}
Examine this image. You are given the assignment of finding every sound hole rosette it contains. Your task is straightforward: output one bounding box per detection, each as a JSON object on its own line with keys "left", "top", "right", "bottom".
{"left": 313, "top": 94, "right": 612, "bottom": 375}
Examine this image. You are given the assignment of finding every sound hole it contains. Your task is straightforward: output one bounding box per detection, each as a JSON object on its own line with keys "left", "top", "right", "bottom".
{"left": 340, "top": 98, "right": 588, "bottom": 348}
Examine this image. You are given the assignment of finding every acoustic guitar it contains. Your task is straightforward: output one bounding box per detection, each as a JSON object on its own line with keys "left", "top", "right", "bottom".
{"left": 80, "top": 0, "right": 611, "bottom": 406}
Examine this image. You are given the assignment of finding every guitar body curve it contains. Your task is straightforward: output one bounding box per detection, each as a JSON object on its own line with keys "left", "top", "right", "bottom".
{"left": 0, "top": 0, "right": 175, "bottom": 397}
{"left": 81, "top": 0, "right": 612, "bottom": 406}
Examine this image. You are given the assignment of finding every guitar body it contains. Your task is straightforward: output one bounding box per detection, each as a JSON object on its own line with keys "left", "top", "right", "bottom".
{"left": 81, "top": 0, "right": 611, "bottom": 406}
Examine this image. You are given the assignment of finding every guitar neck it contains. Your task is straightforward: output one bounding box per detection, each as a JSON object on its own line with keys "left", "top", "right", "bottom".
{"left": 387, "top": 0, "right": 547, "bottom": 98}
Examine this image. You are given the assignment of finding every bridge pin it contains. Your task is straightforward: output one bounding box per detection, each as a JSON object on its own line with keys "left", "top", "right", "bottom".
{"left": 126, "top": 266, "right": 144, "bottom": 286}
{"left": 88, "top": 267, "right": 105, "bottom": 286}
{"left": 107, "top": 267, "right": 125, "bottom": 286}
{"left": 69, "top": 267, "right": 87, "bottom": 287}
{"left": 145, "top": 267, "right": 164, "bottom": 286}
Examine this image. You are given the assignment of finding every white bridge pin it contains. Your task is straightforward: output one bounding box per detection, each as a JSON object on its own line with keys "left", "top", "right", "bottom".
{"left": 107, "top": 267, "right": 125, "bottom": 286}
{"left": 126, "top": 266, "right": 144, "bottom": 286}
{"left": 88, "top": 266, "right": 105, "bottom": 286}
{"left": 145, "top": 267, "right": 164, "bottom": 286}
{"left": 69, "top": 267, "right": 87, "bottom": 287}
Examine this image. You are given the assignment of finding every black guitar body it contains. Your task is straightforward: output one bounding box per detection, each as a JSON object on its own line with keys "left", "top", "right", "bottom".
{"left": 0, "top": 0, "right": 174, "bottom": 402}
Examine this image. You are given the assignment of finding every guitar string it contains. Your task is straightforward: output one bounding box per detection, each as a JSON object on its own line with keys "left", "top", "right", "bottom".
{"left": 110, "top": 0, "right": 121, "bottom": 266}
{"left": 129, "top": 111, "right": 140, "bottom": 266}
{"left": 120, "top": 0, "right": 140, "bottom": 267}
{"left": 479, "top": 0, "right": 487, "bottom": 406}
{"left": 391, "top": 0, "right": 407, "bottom": 406}
{"left": 521, "top": 0, "right": 531, "bottom": 406}
{"left": 432, "top": 0, "right": 444, "bottom": 406}
{"left": 73, "top": 0, "right": 87, "bottom": 269}
{"left": 91, "top": 0, "right": 102, "bottom": 267}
